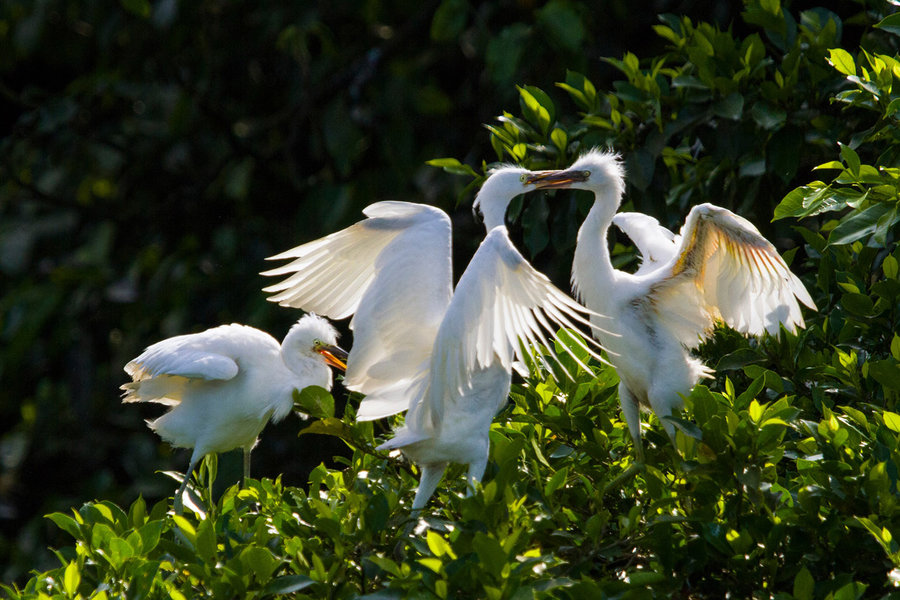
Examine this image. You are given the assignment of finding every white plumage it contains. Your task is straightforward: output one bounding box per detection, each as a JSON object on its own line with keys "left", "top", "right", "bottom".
{"left": 122, "top": 314, "right": 346, "bottom": 511}
{"left": 528, "top": 150, "right": 816, "bottom": 459}
{"left": 263, "top": 168, "right": 602, "bottom": 511}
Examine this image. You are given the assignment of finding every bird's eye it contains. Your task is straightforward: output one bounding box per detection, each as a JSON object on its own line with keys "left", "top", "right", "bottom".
{"left": 313, "top": 339, "right": 323, "bottom": 348}
{"left": 519, "top": 173, "right": 528, "bottom": 183}
{"left": 582, "top": 170, "right": 591, "bottom": 178}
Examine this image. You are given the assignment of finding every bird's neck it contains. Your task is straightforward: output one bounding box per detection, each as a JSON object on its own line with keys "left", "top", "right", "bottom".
{"left": 572, "top": 195, "right": 619, "bottom": 310}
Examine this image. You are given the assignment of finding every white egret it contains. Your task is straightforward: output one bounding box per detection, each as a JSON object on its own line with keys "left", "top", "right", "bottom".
{"left": 527, "top": 150, "right": 816, "bottom": 460}
{"left": 262, "top": 168, "right": 604, "bottom": 511}
{"left": 122, "top": 314, "right": 347, "bottom": 511}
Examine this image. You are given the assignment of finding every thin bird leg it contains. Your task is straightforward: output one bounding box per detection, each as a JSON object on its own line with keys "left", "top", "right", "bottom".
{"left": 242, "top": 446, "right": 252, "bottom": 488}
{"left": 618, "top": 384, "right": 644, "bottom": 463}
{"left": 174, "top": 453, "right": 201, "bottom": 515}
{"left": 465, "top": 454, "right": 489, "bottom": 497}
{"left": 411, "top": 462, "right": 448, "bottom": 512}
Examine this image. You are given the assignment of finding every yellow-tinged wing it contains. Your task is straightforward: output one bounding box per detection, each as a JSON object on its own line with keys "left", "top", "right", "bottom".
{"left": 647, "top": 203, "right": 816, "bottom": 347}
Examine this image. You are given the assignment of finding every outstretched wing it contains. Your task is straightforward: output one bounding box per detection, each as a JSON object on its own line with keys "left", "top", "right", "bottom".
{"left": 262, "top": 201, "right": 453, "bottom": 420}
{"left": 648, "top": 203, "right": 816, "bottom": 347}
{"left": 410, "top": 226, "right": 606, "bottom": 432}
{"left": 612, "top": 212, "right": 678, "bottom": 275}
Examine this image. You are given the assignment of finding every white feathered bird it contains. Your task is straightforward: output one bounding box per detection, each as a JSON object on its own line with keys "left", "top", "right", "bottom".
{"left": 122, "top": 314, "right": 347, "bottom": 510}
{"left": 262, "top": 168, "right": 604, "bottom": 511}
{"left": 527, "top": 150, "right": 816, "bottom": 459}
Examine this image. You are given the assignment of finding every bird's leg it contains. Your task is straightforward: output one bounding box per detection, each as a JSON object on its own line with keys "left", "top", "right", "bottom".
{"left": 618, "top": 383, "right": 644, "bottom": 463}
{"left": 242, "top": 446, "right": 252, "bottom": 488}
{"left": 647, "top": 385, "right": 681, "bottom": 453}
{"left": 411, "top": 462, "right": 448, "bottom": 513}
{"left": 174, "top": 453, "right": 201, "bottom": 515}
{"left": 465, "top": 453, "right": 489, "bottom": 497}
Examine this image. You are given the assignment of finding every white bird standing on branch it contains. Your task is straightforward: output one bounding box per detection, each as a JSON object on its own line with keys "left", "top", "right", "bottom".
{"left": 122, "top": 314, "right": 348, "bottom": 512}
{"left": 262, "top": 168, "right": 604, "bottom": 511}
{"left": 526, "top": 150, "right": 816, "bottom": 460}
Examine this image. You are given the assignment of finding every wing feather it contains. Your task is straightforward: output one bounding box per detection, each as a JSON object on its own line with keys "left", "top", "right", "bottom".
{"left": 262, "top": 201, "right": 453, "bottom": 420}
{"left": 648, "top": 203, "right": 816, "bottom": 347}
{"left": 612, "top": 212, "right": 679, "bottom": 275}
{"left": 409, "top": 227, "right": 605, "bottom": 432}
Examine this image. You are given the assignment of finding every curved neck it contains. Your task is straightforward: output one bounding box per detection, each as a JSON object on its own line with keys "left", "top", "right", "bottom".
{"left": 572, "top": 192, "right": 619, "bottom": 308}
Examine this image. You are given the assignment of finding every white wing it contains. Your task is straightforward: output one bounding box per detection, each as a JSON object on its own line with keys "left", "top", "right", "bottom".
{"left": 121, "top": 324, "right": 258, "bottom": 405}
{"left": 612, "top": 212, "right": 678, "bottom": 275}
{"left": 262, "top": 201, "right": 453, "bottom": 419}
{"left": 410, "top": 226, "right": 605, "bottom": 432}
{"left": 648, "top": 203, "right": 816, "bottom": 347}
{"left": 123, "top": 326, "right": 250, "bottom": 382}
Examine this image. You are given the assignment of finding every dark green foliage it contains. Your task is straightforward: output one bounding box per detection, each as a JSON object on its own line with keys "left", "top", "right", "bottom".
{"left": 5, "top": 0, "right": 900, "bottom": 597}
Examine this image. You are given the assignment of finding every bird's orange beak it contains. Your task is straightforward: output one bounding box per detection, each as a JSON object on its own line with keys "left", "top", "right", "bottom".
{"left": 526, "top": 169, "right": 590, "bottom": 189}
{"left": 315, "top": 344, "right": 348, "bottom": 371}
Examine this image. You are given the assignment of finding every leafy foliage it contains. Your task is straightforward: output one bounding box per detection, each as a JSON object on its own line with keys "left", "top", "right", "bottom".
{"left": 6, "top": 0, "right": 900, "bottom": 598}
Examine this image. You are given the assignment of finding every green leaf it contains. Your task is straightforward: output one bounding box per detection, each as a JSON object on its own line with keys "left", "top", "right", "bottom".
{"left": 884, "top": 255, "right": 899, "bottom": 280}
{"left": 748, "top": 399, "right": 763, "bottom": 423}
{"left": 172, "top": 515, "right": 196, "bottom": 546}
{"left": 544, "top": 466, "right": 568, "bottom": 497}
{"left": 262, "top": 575, "right": 316, "bottom": 595}
{"left": 137, "top": 520, "right": 164, "bottom": 554}
{"left": 827, "top": 48, "right": 856, "bottom": 76}
{"left": 869, "top": 360, "right": 900, "bottom": 390}
{"left": 829, "top": 203, "right": 893, "bottom": 246}
{"left": 120, "top": 0, "right": 150, "bottom": 18}
{"left": 473, "top": 532, "right": 506, "bottom": 579}
{"left": 430, "top": 0, "right": 468, "bottom": 42}
{"left": 875, "top": 13, "right": 900, "bottom": 37}
{"left": 793, "top": 566, "right": 814, "bottom": 600}
{"left": 241, "top": 545, "right": 279, "bottom": 581}
{"left": 550, "top": 128, "right": 568, "bottom": 153}
{"left": 839, "top": 142, "right": 861, "bottom": 177}
{"left": 518, "top": 86, "right": 554, "bottom": 136}
{"left": 294, "top": 386, "right": 335, "bottom": 419}
{"left": 537, "top": 0, "right": 585, "bottom": 53}
{"left": 128, "top": 496, "right": 147, "bottom": 528}
{"left": 712, "top": 92, "right": 744, "bottom": 120}
{"left": 883, "top": 411, "right": 900, "bottom": 432}
{"left": 426, "top": 530, "right": 456, "bottom": 559}
{"left": 106, "top": 536, "right": 135, "bottom": 569}
{"left": 426, "top": 157, "right": 478, "bottom": 178}
{"left": 63, "top": 561, "right": 80, "bottom": 597}
{"left": 299, "top": 417, "right": 351, "bottom": 440}
{"left": 840, "top": 293, "right": 873, "bottom": 316}
{"left": 46, "top": 512, "right": 82, "bottom": 540}
{"left": 195, "top": 516, "right": 217, "bottom": 562}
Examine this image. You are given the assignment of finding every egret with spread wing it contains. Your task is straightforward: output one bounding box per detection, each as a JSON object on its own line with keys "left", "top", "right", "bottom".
{"left": 262, "top": 168, "right": 603, "bottom": 511}
{"left": 527, "top": 150, "right": 816, "bottom": 460}
{"left": 122, "top": 314, "right": 347, "bottom": 512}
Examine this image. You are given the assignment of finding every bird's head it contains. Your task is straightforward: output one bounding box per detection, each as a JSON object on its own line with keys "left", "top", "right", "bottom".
{"left": 526, "top": 149, "right": 625, "bottom": 202}
{"left": 473, "top": 165, "right": 538, "bottom": 231}
{"left": 284, "top": 314, "right": 347, "bottom": 371}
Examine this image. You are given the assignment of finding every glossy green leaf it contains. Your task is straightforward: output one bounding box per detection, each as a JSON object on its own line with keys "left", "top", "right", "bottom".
{"left": 828, "top": 48, "right": 856, "bottom": 76}
{"left": 294, "top": 386, "right": 335, "bottom": 419}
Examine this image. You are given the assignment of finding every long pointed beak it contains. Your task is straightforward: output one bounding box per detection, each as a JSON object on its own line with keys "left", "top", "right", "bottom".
{"left": 316, "top": 344, "right": 348, "bottom": 371}
{"left": 526, "top": 169, "right": 590, "bottom": 189}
